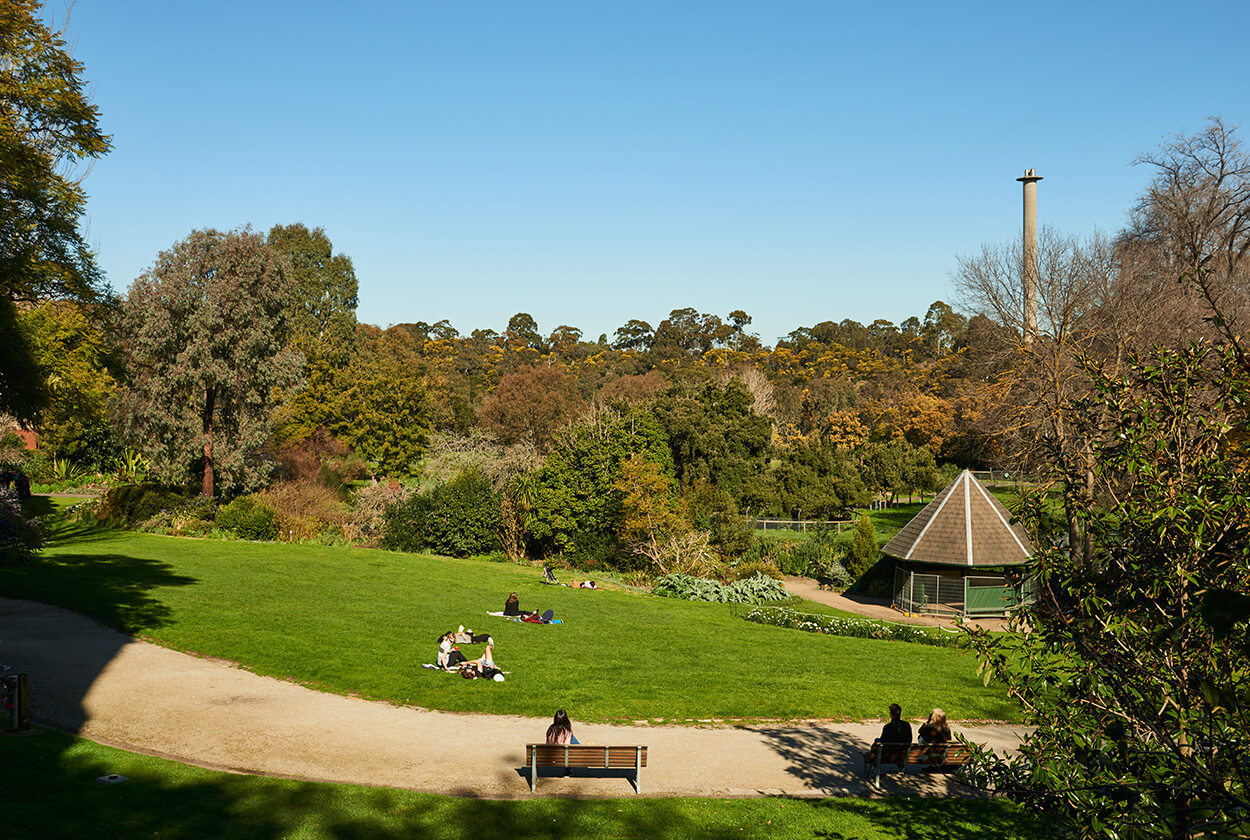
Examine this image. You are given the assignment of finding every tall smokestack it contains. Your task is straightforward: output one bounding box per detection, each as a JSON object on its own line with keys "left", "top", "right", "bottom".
{"left": 1017, "top": 168, "right": 1042, "bottom": 343}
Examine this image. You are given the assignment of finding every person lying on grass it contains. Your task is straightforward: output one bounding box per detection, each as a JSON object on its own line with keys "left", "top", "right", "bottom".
{"left": 453, "top": 625, "right": 492, "bottom": 644}
{"left": 460, "top": 642, "right": 503, "bottom": 680}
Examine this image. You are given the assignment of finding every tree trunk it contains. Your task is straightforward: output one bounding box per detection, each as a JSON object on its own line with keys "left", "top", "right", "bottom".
{"left": 201, "top": 387, "right": 215, "bottom": 497}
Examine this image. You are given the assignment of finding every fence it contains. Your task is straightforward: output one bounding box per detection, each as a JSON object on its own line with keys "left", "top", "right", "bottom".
{"left": 749, "top": 518, "right": 855, "bottom": 533}
{"left": 893, "top": 569, "right": 1030, "bottom": 618}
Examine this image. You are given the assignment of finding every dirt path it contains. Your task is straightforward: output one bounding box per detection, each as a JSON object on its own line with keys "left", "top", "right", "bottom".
{"left": 1, "top": 597, "right": 1023, "bottom": 799}
{"left": 783, "top": 577, "right": 1008, "bottom": 632}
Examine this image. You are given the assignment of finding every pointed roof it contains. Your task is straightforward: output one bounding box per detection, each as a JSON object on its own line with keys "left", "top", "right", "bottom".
{"left": 882, "top": 470, "right": 1033, "bottom": 567}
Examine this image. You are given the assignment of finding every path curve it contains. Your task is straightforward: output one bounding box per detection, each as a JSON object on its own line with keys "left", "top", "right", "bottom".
{"left": 1, "top": 597, "right": 1023, "bottom": 799}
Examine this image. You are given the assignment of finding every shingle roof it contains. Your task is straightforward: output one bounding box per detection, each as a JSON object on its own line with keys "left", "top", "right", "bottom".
{"left": 881, "top": 470, "right": 1033, "bottom": 567}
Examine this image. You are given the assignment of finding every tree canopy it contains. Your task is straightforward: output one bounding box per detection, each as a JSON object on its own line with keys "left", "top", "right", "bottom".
{"left": 116, "top": 228, "right": 302, "bottom": 497}
{"left": 0, "top": 0, "right": 111, "bottom": 422}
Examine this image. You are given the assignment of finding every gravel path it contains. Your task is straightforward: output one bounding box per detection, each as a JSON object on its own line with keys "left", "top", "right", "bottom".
{"left": 1, "top": 596, "right": 1024, "bottom": 799}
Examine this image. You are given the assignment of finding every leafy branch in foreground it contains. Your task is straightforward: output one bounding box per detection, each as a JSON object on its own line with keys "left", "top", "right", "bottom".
{"left": 965, "top": 343, "right": 1250, "bottom": 839}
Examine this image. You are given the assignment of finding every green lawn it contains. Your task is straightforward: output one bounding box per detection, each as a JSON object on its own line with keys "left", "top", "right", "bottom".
{"left": 0, "top": 500, "right": 1016, "bottom": 724}
{"left": 0, "top": 728, "right": 1048, "bottom": 840}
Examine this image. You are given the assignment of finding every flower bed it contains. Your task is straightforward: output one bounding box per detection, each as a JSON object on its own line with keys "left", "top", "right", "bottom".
{"left": 742, "top": 605, "right": 964, "bottom": 648}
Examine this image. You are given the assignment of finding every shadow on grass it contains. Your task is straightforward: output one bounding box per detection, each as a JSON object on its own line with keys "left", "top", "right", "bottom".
{"left": 0, "top": 550, "right": 194, "bottom": 635}
{"left": 809, "top": 796, "right": 1045, "bottom": 840}
{"left": 3, "top": 728, "right": 756, "bottom": 840}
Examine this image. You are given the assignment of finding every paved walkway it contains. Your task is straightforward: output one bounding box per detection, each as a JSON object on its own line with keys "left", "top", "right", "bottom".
{"left": 1, "top": 597, "right": 1024, "bottom": 799}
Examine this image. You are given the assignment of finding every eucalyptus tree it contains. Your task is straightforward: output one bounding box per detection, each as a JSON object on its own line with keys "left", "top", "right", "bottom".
{"left": 116, "top": 229, "right": 302, "bottom": 497}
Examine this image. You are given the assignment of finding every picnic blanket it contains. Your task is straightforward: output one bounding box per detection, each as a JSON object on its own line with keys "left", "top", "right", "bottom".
{"left": 421, "top": 663, "right": 510, "bottom": 677}
{"left": 485, "top": 610, "right": 562, "bottom": 624}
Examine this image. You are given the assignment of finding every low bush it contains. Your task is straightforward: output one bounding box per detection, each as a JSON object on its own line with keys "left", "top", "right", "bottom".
{"left": 216, "top": 496, "right": 279, "bottom": 541}
{"left": 96, "top": 484, "right": 187, "bottom": 528}
{"left": 382, "top": 468, "right": 500, "bottom": 558}
{"left": 256, "top": 479, "right": 346, "bottom": 543}
{"left": 725, "top": 559, "right": 782, "bottom": 582}
{"left": 652, "top": 571, "right": 789, "bottom": 605}
{"left": 652, "top": 572, "right": 725, "bottom": 602}
{"left": 723, "top": 572, "right": 790, "bottom": 604}
{"left": 743, "top": 605, "right": 963, "bottom": 648}
{"left": 344, "top": 481, "right": 409, "bottom": 547}
{"left": 137, "top": 494, "right": 219, "bottom": 537}
{"left": 0, "top": 489, "right": 43, "bottom": 565}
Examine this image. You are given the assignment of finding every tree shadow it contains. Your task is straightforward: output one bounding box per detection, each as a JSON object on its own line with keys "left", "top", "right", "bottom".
{"left": 809, "top": 797, "right": 1044, "bottom": 839}
{"left": 2, "top": 727, "right": 778, "bottom": 840}
{"left": 0, "top": 551, "right": 194, "bottom": 635}
{"left": 755, "top": 724, "right": 993, "bottom": 799}
{"left": 1, "top": 502, "right": 198, "bottom": 738}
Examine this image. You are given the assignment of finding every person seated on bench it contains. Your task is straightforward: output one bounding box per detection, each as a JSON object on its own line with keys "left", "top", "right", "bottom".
{"left": 504, "top": 593, "right": 523, "bottom": 616}
{"left": 437, "top": 632, "right": 469, "bottom": 670}
{"left": 546, "top": 709, "right": 580, "bottom": 745}
{"left": 877, "top": 703, "right": 912, "bottom": 745}
{"left": 918, "top": 708, "right": 951, "bottom": 744}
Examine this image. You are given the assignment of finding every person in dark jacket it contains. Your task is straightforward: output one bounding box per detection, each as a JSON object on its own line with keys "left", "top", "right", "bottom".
{"left": 504, "top": 592, "right": 522, "bottom": 616}
{"left": 879, "top": 703, "right": 912, "bottom": 744}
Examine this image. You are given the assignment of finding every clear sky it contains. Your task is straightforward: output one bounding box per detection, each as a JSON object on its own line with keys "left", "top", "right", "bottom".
{"left": 65, "top": 0, "right": 1249, "bottom": 346}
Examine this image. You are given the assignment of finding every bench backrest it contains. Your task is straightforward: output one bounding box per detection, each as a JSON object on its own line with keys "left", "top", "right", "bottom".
{"left": 868, "top": 742, "right": 971, "bottom": 765}
{"left": 526, "top": 744, "right": 648, "bottom": 768}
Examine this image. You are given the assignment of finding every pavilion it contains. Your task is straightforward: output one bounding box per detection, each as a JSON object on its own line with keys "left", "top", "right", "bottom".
{"left": 881, "top": 469, "right": 1034, "bottom": 618}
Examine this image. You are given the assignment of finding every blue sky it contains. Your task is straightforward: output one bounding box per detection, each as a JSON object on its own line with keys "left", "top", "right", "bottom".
{"left": 66, "top": 1, "right": 1249, "bottom": 346}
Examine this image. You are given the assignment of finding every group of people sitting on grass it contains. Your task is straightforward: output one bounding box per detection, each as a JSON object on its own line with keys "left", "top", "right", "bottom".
{"left": 436, "top": 626, "right": 503, "bottom": 680}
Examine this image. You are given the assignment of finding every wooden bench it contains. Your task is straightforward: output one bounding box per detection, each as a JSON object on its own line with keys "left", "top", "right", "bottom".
{"left": 861, "top": 742, "right": 972, "bottom": 787}
{"left": 525, "top": 744, "right": 648, "bottom": 793}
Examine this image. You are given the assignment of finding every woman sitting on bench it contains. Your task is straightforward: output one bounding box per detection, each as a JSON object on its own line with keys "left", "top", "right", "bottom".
{"left": 919, "top": 708, "right": 951, "bottom": 743}
{"left": 546, "top": 709, "right": 579, "bottom": 744}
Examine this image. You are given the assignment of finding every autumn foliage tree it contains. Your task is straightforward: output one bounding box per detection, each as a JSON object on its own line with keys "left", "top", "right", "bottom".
{"left": 116, "top": 229, "right": 302, "bottom": 497}
{"left": 478, "top": 364, "right": 584, "bottom": 453}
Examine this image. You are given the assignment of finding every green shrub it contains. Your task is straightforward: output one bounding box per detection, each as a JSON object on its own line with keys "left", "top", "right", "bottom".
{"left": 722, "top": 572, "right": 790, "bottom": 603}
{"left": 652, "top": 571, "right": 790, "bottom": 605}
{"left": 216, "top": 496, "right": 279, "bottom": 541}
{"left": 652, "top": 572, "right": 725, "bottom": 602}
{"left": 23, "top": 449, "right": 53, "bottom": 482}
{"left": 382, "top": 468, "right": 500, "bottom": 558}
{"left": 0, "top": 489, "right": 43, "bottom": 566}
{"left": 137, "top": 494, "right": 219, "bottom": 536}
{"left": 97, "top": 484, "right": 188, "bottom": 528}
{"left": 846, "top": 512, "right": 879, "bottom": 578}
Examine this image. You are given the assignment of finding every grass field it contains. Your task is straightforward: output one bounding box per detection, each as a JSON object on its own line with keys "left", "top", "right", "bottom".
{"left": 0, "top": 728, "right": 1047, "bottom": 840}
{"left": 0, "top": 499, "right": 1016, "bottom": 724}
{"left": 0, "top": 498, "right": 1044, "bottom": 840}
